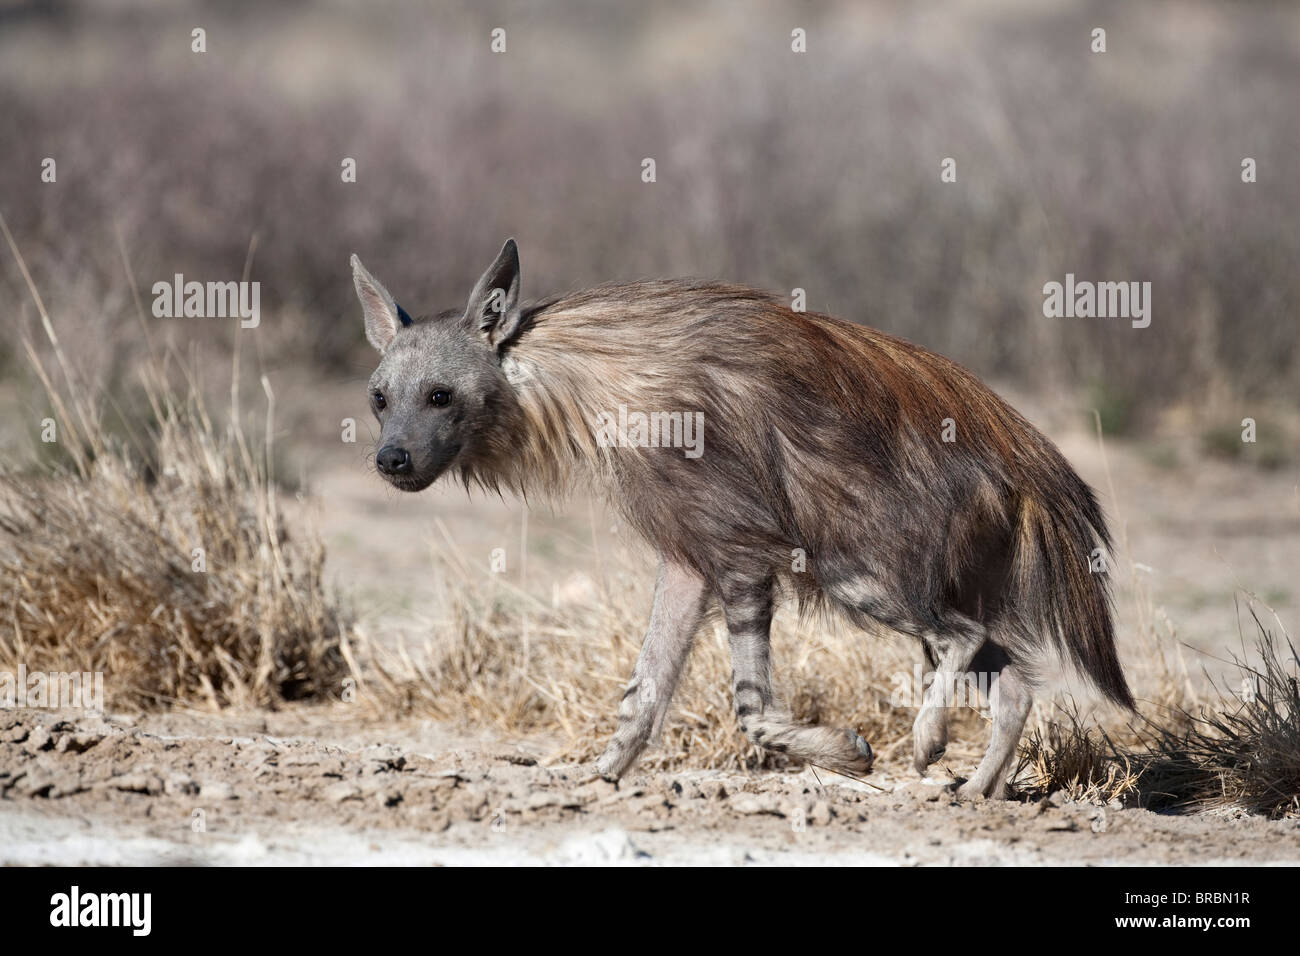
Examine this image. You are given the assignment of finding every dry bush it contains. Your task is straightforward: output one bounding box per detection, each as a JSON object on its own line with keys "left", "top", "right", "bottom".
{"left": 1125, "top": 611, "right": 1300, "bottom": 818}
{"left": 354, "top": 540, "right": 976, "bottom": 772}
{"left": 0, "top": 227, "right": 350, "bottom": 710}
{"left": 1016, "top": 609, "right": 1299, "bottom": 817}
{"left": 1016, "top": 706, "right": 1142, "bottom": 806}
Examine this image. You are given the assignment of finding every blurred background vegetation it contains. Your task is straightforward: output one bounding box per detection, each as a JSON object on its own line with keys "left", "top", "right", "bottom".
{"left": 1, "top": 0, "right": 1297, "bottom": 446}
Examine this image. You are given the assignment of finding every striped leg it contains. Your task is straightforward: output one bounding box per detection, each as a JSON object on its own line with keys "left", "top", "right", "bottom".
{"left": 595, "top": 560, "right": 709, "bottom": 779}
{"left": 721, "top": 575, "right": 873, "bottom": 775}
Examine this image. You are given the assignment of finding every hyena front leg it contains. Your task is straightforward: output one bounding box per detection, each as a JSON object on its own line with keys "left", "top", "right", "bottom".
{"left": 913, "top": 616, "right": 987, "bottom": 775}
{"left": 595, "top": 560, "right": 709, "bottom": 779}
{"left": 721, "top": 575, "right": 873, "bottom": 775}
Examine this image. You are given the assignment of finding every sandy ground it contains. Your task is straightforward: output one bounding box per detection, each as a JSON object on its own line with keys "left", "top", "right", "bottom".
{"left": 5, "top": 707, "right": 1300, "bottom": 866}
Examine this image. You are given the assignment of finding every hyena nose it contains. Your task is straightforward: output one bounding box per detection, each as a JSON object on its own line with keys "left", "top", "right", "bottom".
{"left": 376, "top": 446, "right": 412, "bottom": 476}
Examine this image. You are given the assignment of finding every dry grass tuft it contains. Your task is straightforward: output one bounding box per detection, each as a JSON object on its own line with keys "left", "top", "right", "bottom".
{"left": 0, "top": 382, "right": 349, "bottom": 709}
{"left": 1016, "top": 609, "right": 1299, "bottom": 817}
{"left": 0, "top": 221, "right": 349, "bottom": 710}
{"left": 1126, "top": 611, "right": 1300, "bottom": 818}
{"left": 1016, "top": 706, "right": 1142, "bottom": 805}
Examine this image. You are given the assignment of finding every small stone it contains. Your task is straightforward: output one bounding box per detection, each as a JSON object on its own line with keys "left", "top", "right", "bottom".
{"left": 1044, "top": 816, "right": 1080, "bottom": 832}
{"left": 698, "top": 779, "right": 727, "bottom": 801}
{"left": 625, "top": 794, "right": 666, "bottom": 815}
{"left": 448, "top": 788, "right": 490, "bottom": 820}
{"left": 200, "top": 781, "right": 236, "bottom": 801}
{"left": 428, "top": 773, "right": 461, "bottom": 791}
{"left": 16, "top": 771, "right": 58, "bottom": 798}
{"left": 321, "top": 781, "right": 362, "bottom": 803}
{"left": 494, "top": 752, "right": 537, "bottom": 766}
{"left": 111, "top": 772, "right": 164, "bottom": 795}
{"left": 55, "top": 732, "right": 102, "bottom": 754}
{"left": 730, "top": 793, "right": 780, "bottom": 816}
{"left": 572, "top": 783, "right": 611, "bottom": 804}
{"left": 164, "top": 774, "right": 200, "bottom": 797}
{"left": 894, "top": 782, "right": 944, "bottom": 803}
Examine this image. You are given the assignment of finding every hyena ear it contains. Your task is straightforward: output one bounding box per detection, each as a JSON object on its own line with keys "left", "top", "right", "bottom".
{"left": 463, "top": 238, "right": 522, "bottom": 350}
{"left": 351, "top": 254, "right": 412, "bottom": 353}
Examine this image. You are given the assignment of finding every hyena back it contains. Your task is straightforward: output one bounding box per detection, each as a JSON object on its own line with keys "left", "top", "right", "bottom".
{"left": 353, "top": 239, "right": 1134, "bottom": 799}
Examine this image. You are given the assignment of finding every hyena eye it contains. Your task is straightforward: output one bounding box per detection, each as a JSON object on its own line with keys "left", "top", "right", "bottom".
{"left": 430, "top": 389, "right": 452, "bottom": 407}
{"left": 372, "top": 391, "right": 386, "bottom": 410}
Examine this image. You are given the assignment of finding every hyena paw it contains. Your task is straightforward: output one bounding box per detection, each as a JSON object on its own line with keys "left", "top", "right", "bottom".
{"left": 844, "top": 732, "right": 874, "bottom": 774}
{"left": 800, "top": 728, "right": 873, "bottom": 776}
{"left": 594, "top": 748, "right": 630, "bottom": 781}
{"left": 956, "top": 777, "right": 1008, "bottom": 801}
{"left": 912, "top": 706, "right": 950, "bottom": 775}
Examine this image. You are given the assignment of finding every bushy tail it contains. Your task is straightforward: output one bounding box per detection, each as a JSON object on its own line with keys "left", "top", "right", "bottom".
{"left": 1009, "top": 479, "right": 1135, "bottom": 710}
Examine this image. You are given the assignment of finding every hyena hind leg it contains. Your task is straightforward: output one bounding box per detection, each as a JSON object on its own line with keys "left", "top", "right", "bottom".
{"left": 957, "top": 658, "right": 1034, "bottom": 800}
{"left": 721, "top": 576, "right": 873, "bottom": 776}
{"left": 822, "top": 572, "right": 982, "bottom": 776}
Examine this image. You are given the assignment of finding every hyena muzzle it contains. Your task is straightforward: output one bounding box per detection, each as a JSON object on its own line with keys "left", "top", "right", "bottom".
{"left": 352, "top": 238, "right": 1134, "bottom": 799}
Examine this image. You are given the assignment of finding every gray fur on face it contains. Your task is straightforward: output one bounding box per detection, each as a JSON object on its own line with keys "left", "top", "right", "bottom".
{"left": 354, "top": 240, "right": 528, "bottom": 492}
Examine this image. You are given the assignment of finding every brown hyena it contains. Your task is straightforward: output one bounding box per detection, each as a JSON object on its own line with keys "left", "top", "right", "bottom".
{"left": 352, "top": 238, "right": 1133, "bottom": 799}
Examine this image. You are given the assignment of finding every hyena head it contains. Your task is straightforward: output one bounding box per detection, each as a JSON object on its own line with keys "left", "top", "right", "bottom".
{"left": 352, "top": 239, "right": 525, "bottom": 492}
